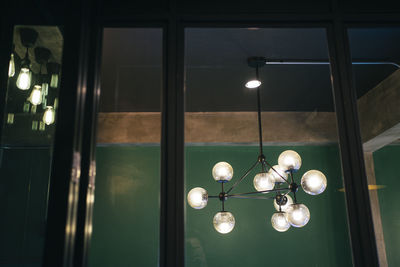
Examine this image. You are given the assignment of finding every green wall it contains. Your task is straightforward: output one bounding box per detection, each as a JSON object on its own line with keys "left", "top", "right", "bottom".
{"left": 185, "top": 145, "right": 352, "bottom": 267}
{"left": 89, "top": 146, "right": 161, "bottom": 267}
{"left": 373, "top": 145, "right": 400, "bottom": 267}
{"left": 89, "top": 145, "right": 353, "bottom": 267}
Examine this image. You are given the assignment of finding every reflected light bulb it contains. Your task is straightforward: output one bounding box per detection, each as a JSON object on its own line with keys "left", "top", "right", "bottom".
{"left": 269, "top": 165, "right": 288, "bottom": 183}
{"left": 8, "top": 54, "right": 15, "bottom": 77}
{"left": 187, "top": 187, "right": 208, "bottom": 209}
{"left": 29, "top": 85, "right": 42, "bottom": 105}
{"left": 213, "top": 211, "right": 235, "bottom": 234}
{"left": 43, "top": 106, "right": 55, "bottom": 125}
{"left": 50, "top": 73, "right": 59, "bottom": 88}
{"left": 271, "top": 212, "right": 290, "bottom": 232}
{"left": 16, "top": 68, "right": 32, "bottom": 90}
{"left": 245, "top": 79, "right": 261, "bottom": 89}
{"left": 212, "top": 162, "right": 233, "bottom": 182}
{"left": 286, "top": 203, "right": 310, "bottom": 227}
{"left": 278, "top": 150, "right": 302, "bottom": 171}
{"left": 274, "top": 194, "right": 293, "bottom": 212}
{"left": 253, "top": 172, "right": 274, "bottom": 192}
{"left": 301, "top": 170, "right": 327, "bottom": 195}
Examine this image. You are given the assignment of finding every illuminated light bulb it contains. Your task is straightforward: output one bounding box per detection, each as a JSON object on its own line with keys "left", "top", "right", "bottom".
{"left": 278, "top": 150, "right": 302, "bottom": 171}
{"left": 271, "top": 212, "right": 290, "bottom": 232}
{"left": 301, "top": 170, "right": 327, "bottom": 195}
{"left": 274, "top": 194, "right": 293, "bottom": 212}
{"left": 43, "top": 106, "right": 55, "bottom": 125}
{"left": 50, "top": 74, "right": 59, "bottom": 88}
{"left": 269, "top": 165, "right": 288, "bottom": 183}
{"left": 253, "top": 172, "right": 274, "bottom": 192}
{"left": 187, "top": 187, "right": 208, "bottom": 209}
{"left": 286, "top": 203, "right": 310, "bottom": 227}
{"left": 8, "top": 54, "right": 15, "bottom": 77}
{"left": 16, "top": 68, "right": 32, "bottom": 90}
{"left": 213, "top": 211, "right": 235, "bottom": 234}
{"left": 29, "top": 85, "right": 42, "bottom": 105}
{"left": 212, "top": 162, "right": 233, "bottom": 182}
{"left": 245, "top": 79, "right": 261, "bottom": 89}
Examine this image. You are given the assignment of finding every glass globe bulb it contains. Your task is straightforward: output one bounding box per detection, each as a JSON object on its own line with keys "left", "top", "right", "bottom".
{"left": 187, "top": 187, "right": 208, "bottom": 209}
{"left": 43, "top": 106, "right": 55, "bottom": 125}
{"left": 278, "top": 150, "right": 302, "bottom": 171}
{"left": 212, "top": 162, "right": 233, "bottom": 182}
{"left": 9, "top": 53, "right": 15, "bottom": 77}
{"left": 253, "top": 172, "right": 274, "bottom": 192}
{"left": 274, "top": 194, "right": 293, "bottom": 212}
{"left": 271, "top": 212, "right": 290, "bottom": 232}
{"left": 213, "top": 211, "right": 235, "bottom": 234}
{"left": 29, "top": 85, "right": 43, "bottom": 105}
{"left": 301, "top": 170, "right": 327, "bottom": 195}
{"left": 286, "top": 203, "right": 310, "bottom": 227}
{"left": 16, "top": 68, "right": 32, "bottom": 90}
{"left": 245, "top": 79, "right": 261, "bottom": 89}
{"left": 269, "top": 165, "right": 288, "bottom": 183}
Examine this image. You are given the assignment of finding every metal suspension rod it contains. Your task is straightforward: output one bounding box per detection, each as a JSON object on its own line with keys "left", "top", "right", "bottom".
{"left": 256, "top": 66, "right": 264, "bottom": 157}
{"left": 227, "top": 187, "right": 289, "bottom": 197}
{"left": 225, "top": 160, "right": 259, "bottom": 194}
{"left": 264, "top": 59, "right": 400, "bottom": 69}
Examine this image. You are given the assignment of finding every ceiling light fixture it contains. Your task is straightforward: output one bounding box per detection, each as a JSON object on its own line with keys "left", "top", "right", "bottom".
{"left": 16, "top": 28, "right": 38, "bottom": 90}
{"left": 187, "top": 56, "right": 328, "bottom": 234}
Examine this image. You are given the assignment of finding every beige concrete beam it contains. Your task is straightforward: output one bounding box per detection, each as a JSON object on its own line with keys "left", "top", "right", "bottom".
{"left": 364, "top": 152, "right": 388, "bottom": 267}
{"left": 96, "top": 111, "right": 338, "bottom": 144}
{"left": 359, "top": 69, "right": 400, "bottom": 152}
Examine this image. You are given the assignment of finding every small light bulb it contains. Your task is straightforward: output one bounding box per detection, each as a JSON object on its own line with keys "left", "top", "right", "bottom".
{"left": 212, "top": 162, "right": 233, "bottom": 182}
{"left": 16, "top": 68, "right": 32, "bottom": 90}
{"left": 8, "top": 54, "right": 15, "bottom": 77}
{"left": 301, "top": 170, "right": 327, "bottom": 195}
{"left": 50, "top": 73, "right": 59, "bottom": 88}
{"left": 29, "top": 85, "right": 43, "bottom": 105}
{"left": 269, "top": 165, "right": 288, "bottom": 183}
{"left": 253, "top": 172, "right": 274, "bottom": 192}
{"left": 245, "top": 79, "right": 261, "bottom": 89}
{"left": 273, "top": 194, "right": 293, "bottom": 212}
{"left": 187, "top": 187, "right": 208, "bottom": 209}
{"left": 278, "top": 150, "right": 302, "bottom": 171}
{"left": 213, "top": 211, "right": 235, "bottom": 234}
{"left": 286, "top": 203, "right": 310, "bottom": 227}
{"left": 271, "top": 212, "right": 290, "bottom": 232}
{"left": 43, "top": 106, "right": 55, "bottom": 125}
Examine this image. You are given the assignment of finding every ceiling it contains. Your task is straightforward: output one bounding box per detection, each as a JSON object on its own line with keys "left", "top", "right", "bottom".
{"left": 99, "top": 27, "right": 400, "bottom": 112}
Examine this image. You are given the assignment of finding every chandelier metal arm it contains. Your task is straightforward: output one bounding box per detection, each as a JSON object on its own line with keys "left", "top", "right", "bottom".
{"left": 225, "top": 160, "right": 260, "bottom": 194}
{"left": 228, "top": 195, "right": 277, "bottom": 200}
{"left": 227, "top": 187, "right": 290, "bottom": 197}
{"left": 263, "top": 160, "right": 290, "bottom": 184}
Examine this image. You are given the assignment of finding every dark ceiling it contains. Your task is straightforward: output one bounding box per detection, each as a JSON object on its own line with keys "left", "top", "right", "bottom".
{"left": 99, "top": 27, "right": 400, "bottom": 113}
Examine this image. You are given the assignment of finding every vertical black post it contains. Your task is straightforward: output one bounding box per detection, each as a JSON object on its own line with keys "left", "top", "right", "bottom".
{"left": 327, "top": 22, "right": 379, "bottom": 267}
{"left": 159, "top": 5, "right": 185, "bottom": 267}
{"left": 256, "top": 66, "right": 264, "bottom": 157}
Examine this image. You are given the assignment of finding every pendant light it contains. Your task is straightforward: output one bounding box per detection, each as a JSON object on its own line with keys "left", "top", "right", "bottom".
{"left": 16, "top": 28, "right": 38, "bottom": 90}
{"left": 187, "top": 57, "right": 328, "bottom": 234}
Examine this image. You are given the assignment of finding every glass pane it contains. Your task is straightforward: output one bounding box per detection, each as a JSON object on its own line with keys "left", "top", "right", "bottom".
{"left": 348, "top": 27, "right": 400, "bottom": 267}
{"left": 0, "top": 26, "right": 63, "bottom": 266}
{"left": 184, "top": 28, "right": 352, "bottom": 266}
{"left": 88, "top": 28, "right": 162, "bottom": 267}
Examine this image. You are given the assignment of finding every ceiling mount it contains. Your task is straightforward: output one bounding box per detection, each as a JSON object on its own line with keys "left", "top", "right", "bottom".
{"left": 19, "top": 28, "right": 38, "bottom": 48}
{"left": 35, "top": 47, "right": 52, "bottom": 65}
{"left": 247, "top": 56, "right": 266, "bottom": 68}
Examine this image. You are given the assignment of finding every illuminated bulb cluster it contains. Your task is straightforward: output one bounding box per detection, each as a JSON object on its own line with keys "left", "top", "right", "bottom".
{"left": 187, "top": 149, "right": 327, "bottom": 234}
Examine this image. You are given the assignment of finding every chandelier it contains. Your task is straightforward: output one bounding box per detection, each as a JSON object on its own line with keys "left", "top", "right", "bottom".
{"left": 187, "top": 57, "right": 328, "bottom": 234}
